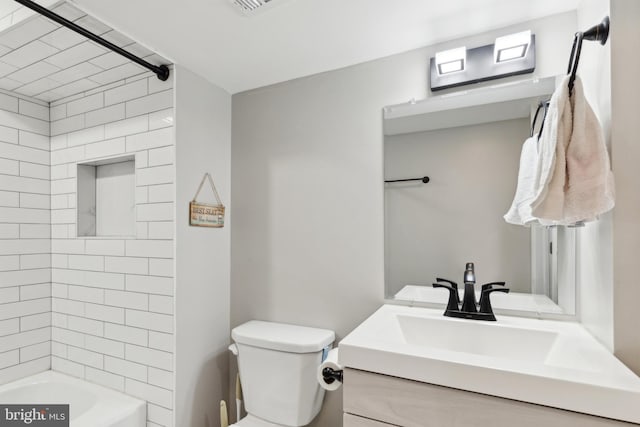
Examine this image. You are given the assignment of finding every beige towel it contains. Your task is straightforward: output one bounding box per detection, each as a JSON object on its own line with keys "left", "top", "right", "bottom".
{"left": 563, "top": 77, "right": 615, "bottom": 222}
{"left": 531, "top": 75, "right": 614, "bottom": 223}
{"left": 530, "top": 76, "right": 572, "bottom": 221}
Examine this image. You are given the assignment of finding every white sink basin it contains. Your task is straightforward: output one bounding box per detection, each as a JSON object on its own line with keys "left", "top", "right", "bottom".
{"left": 339, "top": 305, "right": 640, "bottom": 424}
{"left": 397, "top": 314, "right": 558, "bottom": 363}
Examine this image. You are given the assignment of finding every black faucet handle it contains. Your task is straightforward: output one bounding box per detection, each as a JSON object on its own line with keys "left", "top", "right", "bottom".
{"left": 481, "top": 282, "right": 506, "bottom": 292}
{"left": 436, "top": 278, "right": 460, "bottom": 304}
{"left": 479, "top": 287, "right": 510, "bottom": 315}
{"left": 432, "top": 283, "right": 460, "bottom": 312}
{"left": 436, "top": 278, "right": 458, "bottom": 289}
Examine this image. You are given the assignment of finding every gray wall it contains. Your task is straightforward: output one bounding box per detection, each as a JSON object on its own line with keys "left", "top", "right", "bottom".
{"left": 574, "top": 0, "right": 614, "bottom": 351}
{"left": 231, "top": 12, "right": 576, "bottom": 427}
{"left": 175, "top": 66, "right": 231, "bottom": 427}
{"left": 611, "top": 0, "right": 640, "bottom": 374}
{"left": 385, "top": 119, "right": 531, "bottom": 295}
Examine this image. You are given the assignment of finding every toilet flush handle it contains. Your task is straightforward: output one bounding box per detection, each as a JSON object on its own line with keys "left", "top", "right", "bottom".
{"left": 228, "top": 343, "right": 238, "bottom": 356}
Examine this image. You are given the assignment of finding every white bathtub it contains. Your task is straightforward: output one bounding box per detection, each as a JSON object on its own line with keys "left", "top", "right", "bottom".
{"left": 0, "top": 371, "right": 146, "bottom": 427}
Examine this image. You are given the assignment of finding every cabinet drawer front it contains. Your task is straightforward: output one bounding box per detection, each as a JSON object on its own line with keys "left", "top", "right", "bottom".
{"left": 343, "top": 368, "right": 636, "bottom": 427}
{"left": 344, "top": 413, "right": 396, "bottom": 427}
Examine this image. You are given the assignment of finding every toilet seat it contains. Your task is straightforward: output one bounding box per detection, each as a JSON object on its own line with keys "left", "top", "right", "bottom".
{"left": 231, "top": 414, "right": 285, "bottom": 427}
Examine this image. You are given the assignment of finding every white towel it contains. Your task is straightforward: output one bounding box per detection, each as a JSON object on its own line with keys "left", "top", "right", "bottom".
{"left": 530, "top": 75, "right": 614, "bottom": 223}
{"left": 504, "top": 136, "right": 539, "bottom": 226}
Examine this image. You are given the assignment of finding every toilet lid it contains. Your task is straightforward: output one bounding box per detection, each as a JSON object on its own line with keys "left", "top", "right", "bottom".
{"left": 232, "top": 320, "right": 335, "bottom": 353}
{"left": 231, "top": 415, "right": 284, "bottom": 427}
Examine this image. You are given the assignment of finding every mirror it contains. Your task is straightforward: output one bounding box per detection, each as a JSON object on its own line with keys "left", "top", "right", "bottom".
{"left": 383, "top": 77, "right": 576, "bottom": 316}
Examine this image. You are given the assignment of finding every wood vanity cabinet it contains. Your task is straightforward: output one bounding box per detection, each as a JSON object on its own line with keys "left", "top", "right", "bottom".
{"left": 343, "top": 368, "right": 637, "bottom": 427}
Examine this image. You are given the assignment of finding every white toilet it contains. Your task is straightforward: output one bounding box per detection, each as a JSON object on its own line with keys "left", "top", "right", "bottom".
{"left": 229, "top": 320, "right": 335, "bottom": 427}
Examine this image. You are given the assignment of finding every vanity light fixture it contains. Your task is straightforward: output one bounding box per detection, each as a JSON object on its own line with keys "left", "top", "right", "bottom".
{"left": 435, "top": 47, "right": 466, "bottom": 75}
{"left": 429, "top": 31, "right": 536, "bottom": 92}
{"left": 494, "top": 30, "right": 532, "bottom": 63}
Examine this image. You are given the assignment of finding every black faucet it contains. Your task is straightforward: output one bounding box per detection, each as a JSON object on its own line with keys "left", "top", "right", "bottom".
{"left": 432, "top": 262, "right": 509, "bottom": 321}
{"left": 461, "top": 262, "right": 477, "bottom": 313}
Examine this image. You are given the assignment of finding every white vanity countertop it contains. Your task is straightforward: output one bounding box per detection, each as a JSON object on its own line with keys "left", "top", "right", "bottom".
{"left": 339, "top": 304, "right": 640, "bottom": 424}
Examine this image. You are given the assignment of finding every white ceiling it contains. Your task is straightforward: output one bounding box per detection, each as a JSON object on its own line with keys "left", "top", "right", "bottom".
{"left": 0, "top": 1, "right": 168, "bottom": 102}
{"left": 69, "top": 0, "right": 580, "bottom": 94}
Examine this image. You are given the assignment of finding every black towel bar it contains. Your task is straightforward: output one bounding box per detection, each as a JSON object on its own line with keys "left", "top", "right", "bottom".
{"left": 567, "top": 16, "right": 609, "bottom": 93}
{"left": 385, "top": 176, "right": 430, "bottom": 184}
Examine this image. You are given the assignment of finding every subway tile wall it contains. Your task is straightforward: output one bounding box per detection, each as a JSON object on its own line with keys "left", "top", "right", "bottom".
{"left": 49, "top": 73, "right": 174, "bottom": 427}
{"left": 0, "top": 91, "right": 51, "bottom": 384}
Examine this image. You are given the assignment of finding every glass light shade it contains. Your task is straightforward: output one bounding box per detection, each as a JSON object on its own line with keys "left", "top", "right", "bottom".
{"left": 494, "top": 30, "right": 531, "bottom": 63}
{"left": 435, "top": 47, "right": 466, "bottom": 75}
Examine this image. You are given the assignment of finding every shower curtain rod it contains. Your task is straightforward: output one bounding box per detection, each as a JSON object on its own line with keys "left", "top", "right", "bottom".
{"left": 13, "top": 0, "right": 170, "bottom": 81}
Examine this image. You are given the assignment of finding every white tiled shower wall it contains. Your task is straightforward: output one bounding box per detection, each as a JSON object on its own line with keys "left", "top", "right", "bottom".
{"left": 0, "top": 92, "right": 51, "bottom": 383}
{"left": 49, "top": 73, "right": 174, "bottom": 427}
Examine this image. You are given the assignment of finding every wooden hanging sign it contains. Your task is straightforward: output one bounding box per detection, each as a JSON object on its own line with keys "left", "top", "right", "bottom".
{"left": 190, "top": 173, "right": 225, "bottom": 228}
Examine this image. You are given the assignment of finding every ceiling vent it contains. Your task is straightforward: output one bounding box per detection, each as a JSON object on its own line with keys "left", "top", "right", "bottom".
{"left": 230, "top": 0, "right": 283, "bottom": 15}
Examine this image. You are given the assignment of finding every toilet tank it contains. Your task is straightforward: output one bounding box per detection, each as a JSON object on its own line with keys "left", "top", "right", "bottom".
{"left": 232, "top": 321, "right": 335, "bottom": 427}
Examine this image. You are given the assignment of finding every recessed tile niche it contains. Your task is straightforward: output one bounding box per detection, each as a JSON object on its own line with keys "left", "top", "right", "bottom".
{"left": 77, "top": 155, "right": 136, "bottom": 237}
